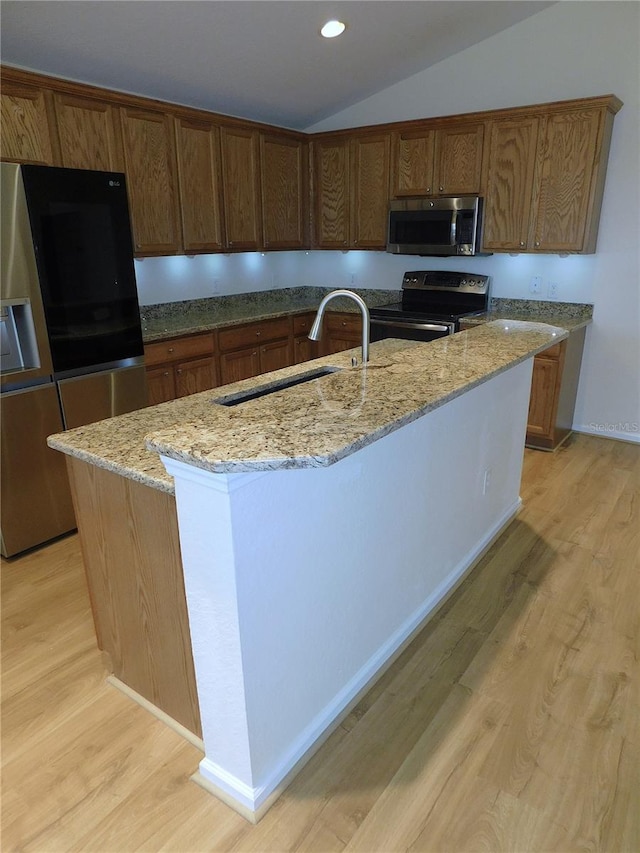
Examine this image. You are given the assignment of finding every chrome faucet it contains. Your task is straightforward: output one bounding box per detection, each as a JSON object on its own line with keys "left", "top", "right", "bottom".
{"left": 308, "top": 289, "right": 370, "bottom": 364}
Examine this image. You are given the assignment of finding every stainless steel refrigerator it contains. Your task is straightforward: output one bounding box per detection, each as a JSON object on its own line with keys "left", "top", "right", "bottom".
{"left": 1, "top": 163, "right": 148, "bottom": 557}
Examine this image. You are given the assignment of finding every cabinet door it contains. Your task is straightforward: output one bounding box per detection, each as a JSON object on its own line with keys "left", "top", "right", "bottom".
{"left": 261, "top": 134, "right": 307, "bottom": 249}
{"left": 220, "top": 125, "right": 262, "bottom": 250}
{"left": 482, "top": 116, "right": 540, "bottom": 251}
{"left": 54, "top": 94, "right": 124, "bottom": 172}
{"left": 1, "top": 82, "right": 59, "bottom": 165}
{"left": 219, "top": 347, "right": 261, "bottom": 385}
{"left": 527, "top": 355, "right": 560, "bottom": 440}
{"left": 146, "top": 366, "right": 176, "bottom": 405}
{"left": 351, "top": 133, "right": 391, "bottom": 248}
{"left": 530, "top": 109, "right": 602, "bottom": 252}
{"left": 120, "top": 107, "right": 182, "bottom": 255}
{"left": 433, "top": 124, "right": 484, "bottom": 196}
{"left": 175, "top": 357, "right": 219, "bottom": 398}
{"left": 314, "top": 138, "right": 350, "bottom": 248}
{"left": 392, "top": 128, "right": 436, "bottom": 197}
{"left": 175, "top": 118, "right": 224, "bottom": 253}
{"left": 260, "top": 338, "right": 293, "bottom": 373}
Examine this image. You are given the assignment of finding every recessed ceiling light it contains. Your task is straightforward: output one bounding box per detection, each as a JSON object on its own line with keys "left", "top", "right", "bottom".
{"left": 320, "top": 20, "right": 346, "bottom": 39}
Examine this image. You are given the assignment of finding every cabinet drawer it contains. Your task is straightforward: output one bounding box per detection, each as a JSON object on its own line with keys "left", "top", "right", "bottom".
{"left": 292, "top": 313, "right": 315, "bottom": 336}
{"left": 144, "top": 333, "right": 215, "bottom": 366}
{"left": 325, "top": 312, "right": 362, "bottom": 334}
{"left": 218, "top": 317, "right": 291, "bottom": 351}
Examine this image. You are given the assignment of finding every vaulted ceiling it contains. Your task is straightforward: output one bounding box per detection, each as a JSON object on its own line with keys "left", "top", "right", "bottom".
{"left": 1, "top": 1, "right": 555, "bottom": 129}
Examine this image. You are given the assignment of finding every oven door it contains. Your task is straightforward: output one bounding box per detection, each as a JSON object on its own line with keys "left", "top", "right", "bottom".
{"left": 370, "top": 317, "right": 455, "bottom": 343}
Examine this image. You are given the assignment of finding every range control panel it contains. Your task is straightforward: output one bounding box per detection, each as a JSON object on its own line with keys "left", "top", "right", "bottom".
{"left": 401, "top": 270, "right": 490, "bottom": 295}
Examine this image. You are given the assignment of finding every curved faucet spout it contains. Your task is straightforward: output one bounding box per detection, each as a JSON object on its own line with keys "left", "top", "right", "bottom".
{"left": 308, "top": 289, "right": 370, "bottom": 363}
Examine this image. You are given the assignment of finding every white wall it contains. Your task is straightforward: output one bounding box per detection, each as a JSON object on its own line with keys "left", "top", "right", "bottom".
{"left": 306, "top": 1, "right": 640, "bottom": 442}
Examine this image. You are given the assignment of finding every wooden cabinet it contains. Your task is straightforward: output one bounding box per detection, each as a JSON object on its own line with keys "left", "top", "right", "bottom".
{"left": 481, "top": 115, "right": 540, "bottom": 251}
{"left": 292, "top": 313, "right": 320, "bottom": 364}
{"left": 174, "top": 117, "right": 225, "bottom": 253}
{"left": 218, "top": 317, "right": 292, "bottom": 384}
{"left": 314, "top": 137, "right": 350, "bottom": 248}
{"left": 1, "top": 81, "right": 59, "bottom": 165}
{"left": 392, "top": 123, "right": 484, "bottom": 197}
{"left": 530, "top": 109, "right": 605, "bottom": 253}
{"left": 324, "top": 312, "right": 362, "bottom": 355}
{"left": 220, "top": 125, "right": 262, "bottom": 250}
{"left": 144, "top": 333, "right": 218, "bottom": 405}
{"left": 351, "top": 133, "right": 391, "bottom": 248}
{"left": 120, "top": 107, "right": 182, "bottom": 255}
{"left": 526, "top": 328, "right": 586, "bottom": 450}
{"left": 483, "top": 101, "right": 619, "bottom": 253}
{"left": 260, "top": 133, "right": 307, "bottom": 249}
{"left": 53, "top": 93, "right": 123, "bottom": 172}
{"left": 314, "top": 132, "right": 390, "bottom": 249}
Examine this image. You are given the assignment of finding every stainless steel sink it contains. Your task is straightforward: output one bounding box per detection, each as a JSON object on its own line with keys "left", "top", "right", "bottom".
{"left": 213, "top": 366, "right": 343, "bottom": 407}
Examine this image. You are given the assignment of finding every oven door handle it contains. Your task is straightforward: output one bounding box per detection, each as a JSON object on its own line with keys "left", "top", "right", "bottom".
{"left": 370, "top": 318, "right": 455, "bottom": 333}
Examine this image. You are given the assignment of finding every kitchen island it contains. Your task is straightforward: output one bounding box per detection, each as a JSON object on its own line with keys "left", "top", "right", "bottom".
{"left": 49, "top": 320, "right": 568, "bottom": 820}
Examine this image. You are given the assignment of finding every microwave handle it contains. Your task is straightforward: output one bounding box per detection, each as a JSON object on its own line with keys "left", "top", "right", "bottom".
{"left": 450, "top": 211, "right": 457, "bottom": 246}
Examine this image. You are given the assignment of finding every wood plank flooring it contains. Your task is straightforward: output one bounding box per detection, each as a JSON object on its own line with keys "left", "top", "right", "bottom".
{"left": 2, "top": 434, "right": 638, "bottom": 852}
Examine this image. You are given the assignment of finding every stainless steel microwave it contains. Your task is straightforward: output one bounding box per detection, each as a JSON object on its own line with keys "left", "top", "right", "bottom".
{"left": 386, "top": 196, "right": 490, "bottom": 256}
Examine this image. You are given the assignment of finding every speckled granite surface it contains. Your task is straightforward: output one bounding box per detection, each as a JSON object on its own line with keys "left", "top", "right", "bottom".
{"left": 49, "top": 320, "right": 568, "bottom": 491}
{"left": 460, "top": 299, "right": 593, "bottom": 332}
{"left": 141, "top": 287, "right": 401, "bottom": 341}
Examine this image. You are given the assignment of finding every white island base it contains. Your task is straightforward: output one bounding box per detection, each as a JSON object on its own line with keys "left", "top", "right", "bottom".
{"left": 160, "top": 358, "right": 533, "bottom": 821}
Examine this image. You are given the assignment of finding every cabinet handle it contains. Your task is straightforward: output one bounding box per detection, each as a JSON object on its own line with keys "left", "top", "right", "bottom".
{"left": 535, "top": 241, "right": 541, "bottom": 248}
{"left": 176, "top": 369, "right": 182, "bottom": 375}
{"left": 520, "top": 241, "right": 526, "bottom": 247}
{"left": 168, "top": 347, "right": 174, "bottom": 354}
{"left": 252, "top": 351, "right": 257, "bottom": 356}
{"left": 426, "top": 187, "right": 431, "bottom": 194}
{"left": 343, "top": 240, "right": 348, "bottom": 245}
{"left": 163, "top": 371, "right": 170, "bottom": 377}
{"left": 439, "top": 186, "right": 444, "bottom": 192}
{"left": 341, "top": 321, "right": 347, "bottom": 327}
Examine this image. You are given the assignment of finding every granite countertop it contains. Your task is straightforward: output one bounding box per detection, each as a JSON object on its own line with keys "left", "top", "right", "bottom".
{"left": 460, "top": 299, "right": 593, "bottom": 332}
{"left": 49, "top": 320, "right": 568, "bottom": 492}
{"left": 141, "top": 287, "right": 400, "bottom": 342}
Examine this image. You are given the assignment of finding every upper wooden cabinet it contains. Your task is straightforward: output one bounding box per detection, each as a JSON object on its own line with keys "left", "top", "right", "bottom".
{"left": 120, "top": 107, "right": 182, "bottom": 255}
{"left": 392, "top": 123, "right": 484, "bottom": 198}
{"left": 174, "top": 117, "right": 225, "bottom": 253}
{"left": 1, "top": 81, "right": 59, "bottom": 165}
{"left": 313, "top": 137, "right": 350, "bottom": 248}
{"left": 54, "top": 94, "right": 124, "bottom": 172}
{"left": 482, "top": 98, "right": 620, "bottom": 253}
{"left": 314, "top": 132, "right": 390, "bottom": 249}
{"left": 482, "top": 115, "right": 541, "bottom": 251}
{"left": 530, "top": 108, "right": 605, "bottom": 253}
{"left": 220, "top": 125, "right": 262, "bottom": 250}
{"left": 0, "top": 67, "right": 622, "bottom": 258}
{"left": 260, "top": 133, "right": 307, "bottom": 250}
{"left": 351, "top": 133, "right": 391, "bottom": 248}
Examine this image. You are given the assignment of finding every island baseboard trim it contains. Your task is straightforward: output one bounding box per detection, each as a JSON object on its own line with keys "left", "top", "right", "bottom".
{"left": 194, "top": 497, "right": 522, "bottom": 820}
{"left": 107, "top": 676, "right": 204, "bottom": 752}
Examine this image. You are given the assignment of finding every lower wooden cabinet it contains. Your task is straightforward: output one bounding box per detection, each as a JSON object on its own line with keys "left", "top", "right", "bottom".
{"left": 144, "top": 332, "right": 218, "bottom": 405}
{"left": 324, "top": 311, "right": 362, "bottom": 355}
{"left": 292, "top": 312, "right": 320, "bottom": 364}
{"left": 525, "top": 327, "right": 586, "bottom": 450}
{"left": 218, "top": 317, "right": 292, "bottom": 384}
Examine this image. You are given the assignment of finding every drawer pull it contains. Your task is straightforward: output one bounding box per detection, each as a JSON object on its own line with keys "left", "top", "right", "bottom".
{"left": 168, "top": 347, "right": 174, "bottom": 354}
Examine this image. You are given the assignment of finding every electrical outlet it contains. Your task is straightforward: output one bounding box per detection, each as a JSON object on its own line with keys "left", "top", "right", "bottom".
{"left": 350, "top": 273, "right": 357, "bottom": 286}
{"left": 530, "top": 275, "right": 543, "bottom": 295}
{"left": 482, "top": 468, "right": 492, "bottom": 495}
{"left": 548, "top": 281, "right": 559, "bottom": 300}
{"left": 212, "top": 277, "right": 220, "bottom": 293}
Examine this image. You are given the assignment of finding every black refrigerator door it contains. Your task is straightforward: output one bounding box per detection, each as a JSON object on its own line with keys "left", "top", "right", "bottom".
{"left": 21, "top": 165, "right": 144, "bottom": 374}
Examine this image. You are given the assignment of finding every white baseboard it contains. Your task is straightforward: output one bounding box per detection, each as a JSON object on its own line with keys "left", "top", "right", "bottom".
{"left": 573, "top": 425, "right": 640, "bottom": 444}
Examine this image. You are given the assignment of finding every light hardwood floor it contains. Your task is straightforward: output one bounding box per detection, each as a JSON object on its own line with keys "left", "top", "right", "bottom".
{"left": 2, "top": 434, "right": 638, "bottom": 852}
